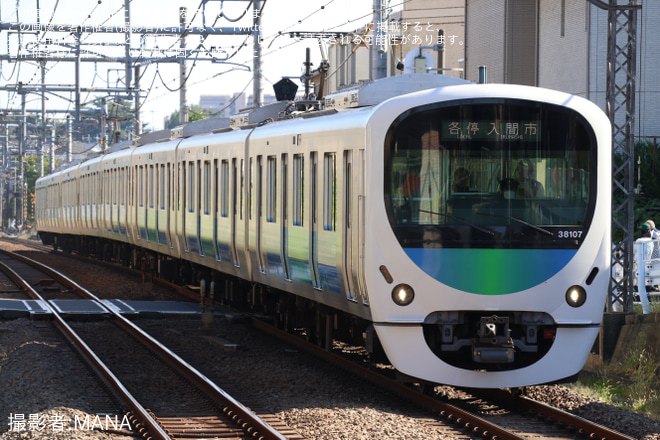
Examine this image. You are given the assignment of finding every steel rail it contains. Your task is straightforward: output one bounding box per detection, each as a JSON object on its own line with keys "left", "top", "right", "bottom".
{"left": 514, "top": 393, "right": 636, "bottom": 440}
{"left": 250, "top": 317, "right": 527, "bottom": 440}
{"left": 2, "top": 248, "right": 290, "bottom": 440}
{"left": 0, "top": 251, "right": 171, "bottom": 440}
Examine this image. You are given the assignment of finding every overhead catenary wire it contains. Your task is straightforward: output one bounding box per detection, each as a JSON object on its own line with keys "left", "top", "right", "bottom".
{"left": 2, "top": 0, "right": 398, "bottom": 133}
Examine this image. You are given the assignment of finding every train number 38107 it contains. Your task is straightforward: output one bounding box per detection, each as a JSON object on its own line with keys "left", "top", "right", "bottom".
{"left": 557, "top": 230, "right": 583, "bottom": 239}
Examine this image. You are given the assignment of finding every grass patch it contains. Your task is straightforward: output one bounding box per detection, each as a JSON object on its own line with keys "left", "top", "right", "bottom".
{"left": 569, "top": 332, "right": 660, "bottom": 420}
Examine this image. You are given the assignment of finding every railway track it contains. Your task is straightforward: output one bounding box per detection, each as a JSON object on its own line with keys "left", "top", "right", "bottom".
{"left": 251, "top": 317, "right": 637, "bottom": 440}
{"left": 0, "top": 247, "right": 302, "bottom": 440}
{"left": 0, "top": 238, "right": 650, "bottom": 439}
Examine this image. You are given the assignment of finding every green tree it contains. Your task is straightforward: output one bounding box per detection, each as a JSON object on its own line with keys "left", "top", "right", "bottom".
{"left": 77, "top": 97, "right": 139, "bottom": 144}
{"left": 164, "top": 105, "right": 216, "bottom": 130}
{"left": 23, "top": 155, "right": 58, "bottom": 221}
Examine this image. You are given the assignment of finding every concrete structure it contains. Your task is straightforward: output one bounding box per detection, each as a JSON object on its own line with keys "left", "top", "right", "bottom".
{"left": 401, "top": 0, "right": 465, "bottom": 78}
{"left": 465, "top": 0, "right": 660, "bottom": 139}
{"left": 323, "top": 2, "right": 466, "bottom": 95}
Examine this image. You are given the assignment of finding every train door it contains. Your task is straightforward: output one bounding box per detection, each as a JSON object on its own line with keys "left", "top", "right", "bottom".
{"left": 256, "top": 155, "right": 265, "bottom": 273}
{"left": 157, "top": 164, "right": 168, "bottom": 244}
{"left": 231, "top": 158, "right": 239, "bottom": 266}
{"left": 213, "top": 159, "right": 226, "bottom": 261}
{"left": 148, "top": 164, "right": 157, "bottom": 241}
{"left": 237, "top": 158, "right": 246, "bottom": 268}
{"left": 103, "top": 170, "right": 110, "bottom": 233}
{"left": 80, "top": 175, "right": 86, "bottom": 231}
{"left": 281, "top": 154, "right": 290, "bottom": 280}
{"left": 129, "top": 165, "right": 137, "bottom": 240}
{"left": 197, "top": 160, "right": 203, "bottom": 254}
{"left": 111, "top": 169, "right": 118, "bottom": 234}
{"left": 154, "top": 165, "right": 160, "bottom": 243}
{"left": 118, "top": 167, "right": 125, "bottom": 235}
{"left": 169, "top": 162, "right": 178, "bottom": 251}
{"left": 357, "top": 149, "right": 368, "bottom": 304}
{"left": 180, "top": 162, "right": 187, "bottom": 251}
{"left": 109, "top": 170, "right": 115, "bottom": 233}
{"left": 213, "top": 159, "right": 222, "bottom": 261}
{"left": 343, "top": 150, "right": 356, "bottom": 301}
{"left": 137, "top": 165, "right": 146, "bottom": 240}
{"left": 128, "top": 166, "right": 136, "bottom": 240}
{"left": 91, "top": 172, "right": 98, "bottom": 231}
{"left": 166, "top": 164, "right": 172, "bottom": 247}
{"left": 310, "top": 152, "right": 320, "bottom": 289}
{"left": 183, "top": 160, "right": 201, "bottom": 254}
{"left": 200, "top": 160, "right": 215, "bottom": 257}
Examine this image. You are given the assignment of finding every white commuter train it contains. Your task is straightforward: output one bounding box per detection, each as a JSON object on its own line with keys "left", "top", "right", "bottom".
{"left": 36, "top": 74, "right": 611, "bottom": 388}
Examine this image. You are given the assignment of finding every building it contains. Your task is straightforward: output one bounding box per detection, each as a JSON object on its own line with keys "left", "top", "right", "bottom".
{"left": 401, "top": 0, "right": 465, "bottom": 78}
{"left": 323, "top": 2, "right": 466, "bottom": 95}
{"left": 464, "top": 0, "right": 660, "bottom": 138}
{"left": 199, "top": 93, "right": 247, "bottom": 117}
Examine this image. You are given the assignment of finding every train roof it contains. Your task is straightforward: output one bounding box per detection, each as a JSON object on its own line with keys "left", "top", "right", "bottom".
{"left": 38, "top": 74, "right": 472, "bottom": 179}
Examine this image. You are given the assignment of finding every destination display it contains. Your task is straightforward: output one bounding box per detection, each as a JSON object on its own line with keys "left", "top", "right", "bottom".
{"left": 441, "top": 120, "right": 541, "bottom": 142}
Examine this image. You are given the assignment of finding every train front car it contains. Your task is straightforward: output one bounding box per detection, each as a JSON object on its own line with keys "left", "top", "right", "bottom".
{"left": 367, "top": 84, "right": 611, "bottom": 388}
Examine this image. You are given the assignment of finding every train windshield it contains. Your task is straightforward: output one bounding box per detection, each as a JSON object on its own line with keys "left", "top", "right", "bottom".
{"left": 385, "top": 99, "right": 596, "bottom": 249}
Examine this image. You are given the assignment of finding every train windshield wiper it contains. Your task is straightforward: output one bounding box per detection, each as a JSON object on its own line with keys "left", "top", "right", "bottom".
{"left": 474, "top": 212, "right": 554, "bottom": 236}
{"left": 419, "top": 209, "right": 495, "bottom": 236}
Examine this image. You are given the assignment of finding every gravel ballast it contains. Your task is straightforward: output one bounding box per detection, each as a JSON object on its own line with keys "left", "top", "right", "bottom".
{"left": 1, "top": 241, "right": 660, "bottom": 439}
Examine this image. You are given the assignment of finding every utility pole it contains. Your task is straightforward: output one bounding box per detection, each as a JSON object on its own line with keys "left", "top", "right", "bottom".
{"left": 179, "top": 7, "right": 189, "bottom": 126}
{"left": 0, "top": 0, "right": 256, "bottom": 182}
{"left": 40, "top": 59, "right": 46, "bottom": 177}
{"left": 67, "top": 115, "right": 72, "bottom": 164}
{"left": 253, "top": 1, "right": 263, "bottom": 108}
{"left": 134, "top": 65, "right": 141, "bottom": 137}
{"left": 50, "top": 124, "right": 56, "bottom": 173}
{"left": 17, "top": 83, "right": 26, "bottom": 226}
{"left": 124, "top": 0, "right": 133, "bottom": 97}
{"left": 2, "top": 120, "right": 8, "bottom": 166}
{"left": 372, "top": 0, "right": 388, "bottom": 80}
{"left": 101, "top": 98, "right": 108, "bottom": 151}
{"left": 586, "top": 0, "right": 641, "bottom": 313}
{"left": 74, "top": 31, "right": 82, "bottom": 122}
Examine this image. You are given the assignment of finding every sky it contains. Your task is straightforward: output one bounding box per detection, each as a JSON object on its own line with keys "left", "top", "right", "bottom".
{"left": 0, "top": 0, "right": 384, "bottom": 133}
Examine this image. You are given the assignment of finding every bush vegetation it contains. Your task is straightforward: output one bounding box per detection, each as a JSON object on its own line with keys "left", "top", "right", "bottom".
{"left": 569, "top": 332, "right": 660, "bottom": 419}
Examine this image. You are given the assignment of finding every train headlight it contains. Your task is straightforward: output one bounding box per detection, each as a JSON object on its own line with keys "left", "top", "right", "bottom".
{"left": 565, "top": 285, "right": 587, "bottom": 308}
{"left": 392, "top": 284, "right": 415, "bottom": 306}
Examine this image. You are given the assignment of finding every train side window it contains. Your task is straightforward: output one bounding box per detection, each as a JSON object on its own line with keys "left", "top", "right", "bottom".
{"left": 221, "top": 160, "right": 229, "bottom": 217}
{"left": 168, "top": 163, "right": 172, "bottom": 210}
{"left": 149, "top": 165, "right": 155, "bottom": 209}
{"left": 119, "top": 168, "right": 123, "bottom": 206}
{"left": 188, "top": 162, "right": 195, "bottom": 213}
{"left": 113, "top": 169, "right": 117, "bottom": 206}
{"left": 139, "top": 165, "right": 144, "bottom": 207}
{"left": 239, "top": 159, "right": 244, "bottom": 220}
{"left": 173, "top": 163, "right": 178, "bottom": 211}
{"left": 323, "top": 153, "right": 336, "bottom": 231}
{"left": 293, "top": 154, "right": 304, "bottom": 226}
{"left": 249, "top": 158, "right": 253, "bottom": 220}
{"left": 160, "top": 164, "right": 166, "bottom": 210}
{"left": 197, "top": 160, "right": 202, "bottom": 215}
{"left": 180, "top": 162, "right": 185, "bottom": 212}
{"left": 214, "top": 159, "right": 219, "bottom": 217}
{"left": 282, "top": 154, "right": 288, "bottom": 224}
{"left": 267, "top": 155, "right": 277, "bottom": 223}
{"left": 204, "top": 160, "right": 211, "bottom": 215}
